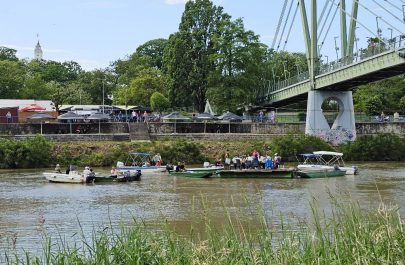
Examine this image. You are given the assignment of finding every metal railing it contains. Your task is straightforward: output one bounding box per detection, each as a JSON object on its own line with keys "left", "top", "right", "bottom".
{"left": 263, "top": 35, "right": 405, "bottom": 97}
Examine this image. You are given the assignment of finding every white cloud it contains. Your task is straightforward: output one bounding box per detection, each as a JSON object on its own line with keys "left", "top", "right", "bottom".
{"left": 165, "top": 0, "right": 189, "bottom": 5}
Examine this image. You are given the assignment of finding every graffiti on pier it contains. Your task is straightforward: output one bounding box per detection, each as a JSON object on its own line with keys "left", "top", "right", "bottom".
{"left": 313, "top": 127, "right": 356, "bottom": 145}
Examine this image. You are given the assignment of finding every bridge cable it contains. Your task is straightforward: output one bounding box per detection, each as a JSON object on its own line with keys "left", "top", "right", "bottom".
{"left": 372, "top": 0, "right": 405, "bottom": 25}
{"left": 354, "top": 0, "right": 405, "bottom": 34}
{"left": 317, "top": 1, "right": 330, "bottom": 29}
{"left": 271, "top": 0, "right": 289, "bottom": 50}
{"left": 283, "top": 2, "right": 299, "bottom": 50}
{"left": 277, "top": 0, "right": 295, "bottom": 51}
{"left": 319, "top": 4, "right": 340, "bottom": 52}
{"left": 326, "top": 0, "right": 390, "bottom": 46}
{"left": 318, "top": 0, "right": 337, "bottom": 50}
{"left": 383, "top": 0, "right": 403, "bottom": 12}
{"left": 318, "top": 0, "right": 335, "bottom": 39}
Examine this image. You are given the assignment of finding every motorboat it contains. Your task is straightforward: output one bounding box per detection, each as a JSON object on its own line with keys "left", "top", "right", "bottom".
{"left": 296, "top": 152, "right": 357, "bottom": 175}
{"left": 94, "top": 170, "right": 141, "bottom": 183}
{"left": 116, "top": 152, "right": 166, "bottom": 176}
{"left": 168, "top": 171, "right": 212, "bottom": 178}
{"left": 185, "top": 162, "right": 224, "bottom": 173}
{"left": 43, "top": 165, "right": 96, "bottom": 184}
{"left": 312, "top": 151, "right": 358, "bottom": 175}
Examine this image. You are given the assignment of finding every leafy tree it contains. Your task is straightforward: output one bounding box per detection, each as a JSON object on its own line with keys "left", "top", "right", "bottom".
{"left": 150, "top": 92, "right": 170, "bottom": 112}
{"left": 47, "top": 81, "right": 64, "bottom": 111}
{"left": 0, "top": 46, "right": 18, "bottom": 61}
{"left": 63, "top": 83, "right": 93, "bottom": 105}
{"left": 0, "top": 60, "right": 26, "bottom": 98}
{"left": 136, "top": 39, "right": 168, "bottom": 70}
{"left": 364, "top": 95, "right": 383, "bottom": 116}
{"left": 399, "top": 96, "right": 405, "bottom": 114}
{"left": 27, "top": 60, "right": 83, "bottom": 84}
{"left": 207, "top": 17, "right": 268, "bottom": 112}
{"left": 20, "top": 74, "right": 49, "bottom": 99}
{"left": 164, "top": 0, "right": 225, "bottom": 112}
{"left": 114, "top": 68, "right": 168, "bottom": 106}
{"left": 75, "top": 69, "right": 116, "bottom": 105}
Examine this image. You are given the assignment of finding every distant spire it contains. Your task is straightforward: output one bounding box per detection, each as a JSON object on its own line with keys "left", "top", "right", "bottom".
{"left": 34, "top": 33, "right": 43, "bottom": 60}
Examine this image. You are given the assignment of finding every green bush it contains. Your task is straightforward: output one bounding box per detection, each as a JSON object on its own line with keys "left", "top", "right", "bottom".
{"left": 153, "top": 141, "right": 205, "bottom": 164}
{"left": 339, "top": 133, "right": 405, "bottom": 161}
{"left": 0, "top": 136, "right": 52, "bottom": 168}
{"left": 270, "top": 133, "right": 334, "bottom": 161}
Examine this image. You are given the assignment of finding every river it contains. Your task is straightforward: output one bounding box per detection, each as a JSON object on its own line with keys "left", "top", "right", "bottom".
{"left": 0, "top": 162, "right": 404, "bottom": 258}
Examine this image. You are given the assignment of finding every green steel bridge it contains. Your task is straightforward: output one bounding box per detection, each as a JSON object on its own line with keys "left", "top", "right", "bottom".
{"left": 256, "top": 0, "right": 405, "bottom": 144}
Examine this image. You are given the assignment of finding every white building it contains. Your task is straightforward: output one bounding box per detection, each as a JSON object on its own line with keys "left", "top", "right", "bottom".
{"left": 34, "top": 41, "right": 43, "bottom": 60}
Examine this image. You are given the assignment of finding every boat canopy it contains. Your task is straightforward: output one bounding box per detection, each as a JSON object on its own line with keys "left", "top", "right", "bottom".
{"left": 313, "top": 151, "right": 343, "bottom": 156}
{"left": 298, "top": 153, "right": 320, "bottom": 158}
{"left": 126, "top": 152, "right": 154, "bottom": 165}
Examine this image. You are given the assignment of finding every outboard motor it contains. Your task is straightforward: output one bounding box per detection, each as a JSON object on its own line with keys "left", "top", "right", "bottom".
{"left": 85, "top": 172, "right": 96, "bottom": 183}
{"left": 166, "top": 164, "right": 174, "bottom": 171}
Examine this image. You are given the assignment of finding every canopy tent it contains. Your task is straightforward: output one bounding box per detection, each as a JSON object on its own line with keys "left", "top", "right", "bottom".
{"left": 204, "top": 99, "right": 215, "bottom": 115}
{"left": 20, "top": 103, "right": 46, "bottom": 111}
{"left": 218, "top": 111, "right": 243, "bottom": 121}
{"left": 162, "top": 112, "right": 190, "bottom": 121}
{"left": 27, "top": 113, "right": 56, "bottom": 134}
{"left": 196, "top": 112, "right": 216, "bottom": 120}
{"left": 86, "top": 112, "right": 111, "bottom": 134}
{"left": 162, "top": 112, "right": 190, "bottom": 133}
{"left": 57, "top": 112, "right": 85, "bottom": 134}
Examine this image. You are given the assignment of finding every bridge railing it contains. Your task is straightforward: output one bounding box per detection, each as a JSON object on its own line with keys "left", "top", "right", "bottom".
{"left": 264, "top": 34, "right": 405, "bottom": 97}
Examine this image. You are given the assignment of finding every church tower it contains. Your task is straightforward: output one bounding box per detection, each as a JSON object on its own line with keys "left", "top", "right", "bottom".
{"left": 34, "top": 40, "right": 43, "bottom": 60}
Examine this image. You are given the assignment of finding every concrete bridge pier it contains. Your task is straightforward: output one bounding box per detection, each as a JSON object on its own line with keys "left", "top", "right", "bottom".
{"left": 305, "top": 90, "right": 356, "bottom": 145}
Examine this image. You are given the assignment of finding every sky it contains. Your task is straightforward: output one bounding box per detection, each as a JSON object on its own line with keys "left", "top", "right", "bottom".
{"left": 1, "top": 0, "right": 404, "bottom": 70}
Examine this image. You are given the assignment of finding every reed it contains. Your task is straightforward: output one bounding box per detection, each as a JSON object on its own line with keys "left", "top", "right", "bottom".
{"left": 4, "top": 196, "right": 405, "bottom": 265}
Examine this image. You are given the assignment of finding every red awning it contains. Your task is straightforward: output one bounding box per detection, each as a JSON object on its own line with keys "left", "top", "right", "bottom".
{"left": 20, "top": 103, "right": 46, "bottom": 111}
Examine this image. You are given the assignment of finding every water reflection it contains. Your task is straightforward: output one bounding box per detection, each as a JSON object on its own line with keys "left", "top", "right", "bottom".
{"left": 0, "top": 162, "right": 404, "bottom": 257}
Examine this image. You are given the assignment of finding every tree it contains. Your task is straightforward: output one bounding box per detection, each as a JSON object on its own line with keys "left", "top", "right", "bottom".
{"left": 75, "top": 69, "right": 116, "bottom": 105}
{"left": 114, "top": 68, "right": 168, "bottom": 106}
{"left": 0, "top": 47, "right": 18, "bottom": 61}
{"left": 0, "top": 60, "right": 26, "bottom": 98}
{"left": 207, "top": 17, "right": 269, "bottom": 112}
{"left": 27, "top": 60, "right": 83, "bottom": 84}
{"left": 399, "top": 96, "right": 405, "bottom": 114}
{"left": 136, "top": 39, "right": 168, "bottom": 70}
{"left": 47, "top": 81, "right": 64, "bottom": 111}
{"left": 164, "top": 0, "right": 225, "bottom": 112}
{"left": 150, "top": 92, "right": 170, "bottom": 112}
{"left": 364, "top": 95, "right": 383, "bottom": 116}
{"left": 20, "top": 74, "right": 49, "bottom": 99}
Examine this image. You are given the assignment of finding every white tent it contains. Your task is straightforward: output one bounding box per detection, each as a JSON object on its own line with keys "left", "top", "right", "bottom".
{"left": 204, "top": 99, "right": 215, "bottom": 115}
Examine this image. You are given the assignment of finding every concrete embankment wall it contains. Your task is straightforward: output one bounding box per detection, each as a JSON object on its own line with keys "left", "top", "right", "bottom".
{"left": 0, "top": 122, "right": 403, "bottom": 141}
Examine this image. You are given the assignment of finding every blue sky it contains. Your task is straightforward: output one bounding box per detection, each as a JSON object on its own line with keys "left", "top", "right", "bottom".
{"left": 1, "top": 0, "right": 403, "bottom": 70}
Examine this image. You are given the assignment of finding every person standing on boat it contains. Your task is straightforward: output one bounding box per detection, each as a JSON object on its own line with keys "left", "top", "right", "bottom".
{"left": 224, "top": 150, "right": 231, "bottom": 169}
{"left": 55, "top": 164, "right": 61, "bottom": 173}
{"left": 110, "top": 166, "right": 118, "bottom": 177}
{"left": 273, "top": 153, "right": 281, "bottom": 169}
{"left": 153, "top": 153, "right": 162, "bottom": 167}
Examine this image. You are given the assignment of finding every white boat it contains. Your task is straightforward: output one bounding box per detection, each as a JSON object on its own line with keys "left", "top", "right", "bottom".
{"left": 43, "top": 165, "right": 96, "bottom": 184}
{"left": 116, "top": 152, "right": 166, "bottom": 176}
{"left": 297, "top": 151, "right": 358, "bottom": 175}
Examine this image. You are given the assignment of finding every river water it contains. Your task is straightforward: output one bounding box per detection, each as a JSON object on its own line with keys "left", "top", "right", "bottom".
{"left": 0, "top": 162, "right": 404, "bottom": 257}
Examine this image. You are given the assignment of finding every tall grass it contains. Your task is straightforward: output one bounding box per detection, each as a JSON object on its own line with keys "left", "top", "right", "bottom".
{"left": 4, "top": 196, "right": 405, "bottom": 264}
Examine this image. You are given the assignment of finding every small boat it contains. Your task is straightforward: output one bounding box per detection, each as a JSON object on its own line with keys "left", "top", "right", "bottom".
{"left": 296, "top": 152, "right": 358, "bottom": 175}
{"left": 216, "top": 168, "right": 294, "bottom": 178}
{"left": 94, "top": 170, "right": 141, "bottom": 183}
{"left": 293, "top": 168, "right": 346, "bottom": 178}
{"left": 43, "top": 165, "right": 95, "bottom": 184}
{"left": 168, "top": 171, "right": 212, "bottom": 178}
{"left": 116, "top": 152, "right": 166, "bottom": 176}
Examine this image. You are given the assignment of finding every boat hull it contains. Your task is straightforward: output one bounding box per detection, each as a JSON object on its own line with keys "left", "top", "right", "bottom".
{"left": 216, "top": 169, "right": 294, "bottom": 178}
{"left": 169, "top": 171, "right": 212, "bottom": 178}
{"left": 294, "top": 169, "right": 346, "bottom": 178}
{"left": 297, "top": 165, "right": 357, "bottom": 175}
{"left": 43, "top": 172, "right": 84, "bottom": 184}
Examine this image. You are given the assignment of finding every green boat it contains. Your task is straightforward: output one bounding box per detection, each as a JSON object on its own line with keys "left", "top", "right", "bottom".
{"left": 168, "top": 171, "right": 212, "bottom": 178}
{"left": 293, "top": 169, "right": 346, "bottom": 178}
{"left": 217, "top": 169, "right": 294, "bottom": 178}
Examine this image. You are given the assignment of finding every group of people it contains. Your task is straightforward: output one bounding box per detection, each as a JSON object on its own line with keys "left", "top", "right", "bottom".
{"left": 222, "top": 150, "right": 282, "bottom": 170}
{"left": 113, "top": 110, "right": 151, "bottom": 123}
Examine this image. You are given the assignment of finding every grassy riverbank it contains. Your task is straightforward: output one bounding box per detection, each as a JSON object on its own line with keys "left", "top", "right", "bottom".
{"left": 0, "top": 133, "right": 404, "bottom": 169}
{"left": 4, "top": 197, "right": 405, "bottom": 264}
